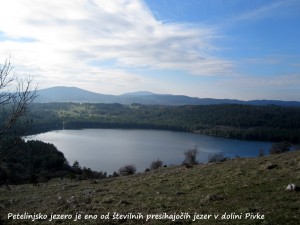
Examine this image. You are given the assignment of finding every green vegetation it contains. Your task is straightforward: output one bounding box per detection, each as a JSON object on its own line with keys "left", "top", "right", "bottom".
{"left": 0, "top": 138, "right": 69, "bottom": 185}
{"left": 28, "top": 103, "right": 300, "bottom": 143}
{"left": 1, "top": 150, "right": 299, "bottom": 225}
{"left": 0, "top": 139, "right": 107, "bottom": 185}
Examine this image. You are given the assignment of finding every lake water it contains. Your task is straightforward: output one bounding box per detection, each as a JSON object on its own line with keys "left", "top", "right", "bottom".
{"left": 26, "top": 129, "right": 278, "bottom": 174}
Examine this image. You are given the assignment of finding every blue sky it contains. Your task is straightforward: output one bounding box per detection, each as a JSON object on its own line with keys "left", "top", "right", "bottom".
{"left": 0, "top": 0, "right": 299, "bottom": 100}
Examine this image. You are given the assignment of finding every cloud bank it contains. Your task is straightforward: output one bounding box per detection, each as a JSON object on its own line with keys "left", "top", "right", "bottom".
{"left": 0, "top": 0, "right": 232, "bottom": 93}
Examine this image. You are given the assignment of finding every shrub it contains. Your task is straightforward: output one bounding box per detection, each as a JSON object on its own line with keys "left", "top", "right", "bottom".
{"left": 119, "top": 164, "right": 136, "bottom": 176}
{"left": 182, "top": 148, "right": 199, "bottom": 165}
{"left": 72, "top": 160, "right": 82, "bottom": 174}
{"left": 269, "top": 142, "right": 291, "bottom": 155}
{"left": 150, "top": 158, "right": 163, "bottom": 170}
{"left": 112, "top": 171, "right": 119, "bottom": 177}
{"left": 208, "top": 152, "right": 227, "bottom": 163}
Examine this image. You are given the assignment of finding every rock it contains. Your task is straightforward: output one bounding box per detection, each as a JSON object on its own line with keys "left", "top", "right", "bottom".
{"left": 67, "top": 196, "right": 76, "bottom": 204}
{"left": 285, "top": 183, "right": 297, "bottom": 191}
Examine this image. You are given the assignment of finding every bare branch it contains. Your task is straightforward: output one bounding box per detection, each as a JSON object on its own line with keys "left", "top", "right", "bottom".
{"left": 0, "top": 58, "right": 37, "bottom": 147}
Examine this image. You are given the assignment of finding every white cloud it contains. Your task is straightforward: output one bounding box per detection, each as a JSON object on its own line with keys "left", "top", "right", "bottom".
{"left": 223, "top": 0, "right": 300, "bottom": 26}
{"left": 0, "top": 0, "right": 232, "bottom": 93}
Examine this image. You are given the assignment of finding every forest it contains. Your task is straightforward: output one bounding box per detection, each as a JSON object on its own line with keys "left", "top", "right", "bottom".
{"left": 1, "top": 102, "right": 299, "bottom": 185}
{"left": 0, "top": 138, "right": 107, "bottom": 185}
{"left": 25, "top": 103, "right": 300, "bottom": 143}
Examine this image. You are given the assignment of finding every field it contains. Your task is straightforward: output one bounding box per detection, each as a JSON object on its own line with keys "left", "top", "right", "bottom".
{"left": 1, "top": 150, "right": 300, "bottom": 225}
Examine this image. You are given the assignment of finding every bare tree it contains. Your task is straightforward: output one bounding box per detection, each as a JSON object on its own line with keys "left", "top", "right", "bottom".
{"left": 182, "top": 147, "right": 199, "bottom": 165}
{"left": 0, "top": 59, "right": 37, "bottom": 158}
{"left": 208, "top": 152, "right": 227, "bottom": 163}
{"left": 150, "top": 158, "right": 163, "bottom": 170}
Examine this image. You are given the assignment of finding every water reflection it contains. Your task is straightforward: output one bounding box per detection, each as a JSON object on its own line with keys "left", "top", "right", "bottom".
{"left": 26, "top": 129, "right": 275, "bottom": 174}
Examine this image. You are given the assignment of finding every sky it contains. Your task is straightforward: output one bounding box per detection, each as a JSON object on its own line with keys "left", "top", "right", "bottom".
{"left": 0, "top": 0, "right": 299, "bottom": 100}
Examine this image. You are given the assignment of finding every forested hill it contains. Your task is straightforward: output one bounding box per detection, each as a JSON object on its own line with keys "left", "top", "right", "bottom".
{"left": 27, "top": 103, "right": 300, "bottom": 143}
{"left": 35, "top": 86, "right": 300, "bottom": 106}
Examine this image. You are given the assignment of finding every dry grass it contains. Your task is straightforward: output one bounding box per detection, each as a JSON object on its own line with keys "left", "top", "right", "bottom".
{"left": 1, "top": 151, "right": 300, "bottom": 225}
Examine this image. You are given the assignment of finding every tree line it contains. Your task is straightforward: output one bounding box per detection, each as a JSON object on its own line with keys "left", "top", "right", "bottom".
{"left": 0, "top": 138, "right": 108, "bottom": 185}
{"left": 27, "top": 103, "right": 300, "bottom": 143}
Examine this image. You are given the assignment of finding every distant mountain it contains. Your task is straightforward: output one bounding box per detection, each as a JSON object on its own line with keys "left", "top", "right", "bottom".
{"left": 35, "top": 86, "right": 300, "bottom": 106}
{"left": 121, "top": 91, "right": 156, "bottom": 96}
{"left": 36, "top": 86, "right": 116, "bottom": 103}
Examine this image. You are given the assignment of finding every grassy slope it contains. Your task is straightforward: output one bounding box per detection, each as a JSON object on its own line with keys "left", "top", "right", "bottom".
{"left": 1, "top": 151, "right": 300, "bottom": 225}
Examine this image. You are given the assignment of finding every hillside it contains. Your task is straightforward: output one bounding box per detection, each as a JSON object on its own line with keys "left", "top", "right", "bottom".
{"left": 28, "top": 103, "right": 300, "bottom": 143}
{"left": 35, "top": 86, "right": 116, "bottom": 103}
{"left": 35, "top": 86, "right": 300, "bottom": 106}
{"left": 1, "top": 150, "right": 300, "bottom": 225}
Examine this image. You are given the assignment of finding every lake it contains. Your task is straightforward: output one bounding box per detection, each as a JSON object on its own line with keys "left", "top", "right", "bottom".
{"left": 26, "top": 129, "right": 278, "bottom": 174}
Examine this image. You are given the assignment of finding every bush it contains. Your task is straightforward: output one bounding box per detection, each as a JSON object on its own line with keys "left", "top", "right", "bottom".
{"left": 269, "top": 142, "right": 291, "bottom": 155}
{"left": 208, "top": 152, "right": 227, "bottom": 163}
{"left": 182, "top": 148, "right": 199, "bottom": 165}
{"left": 119, "top": 164, "right": 136, "bottom": 176}
{"left": 150, "top": 158, "right": 163, "bottom": 170}
{"left": 112, "top": 171, "right": 119, "bottom": 177}
{"left": 72, "top": 160, "right": 82, "bottom": 174}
